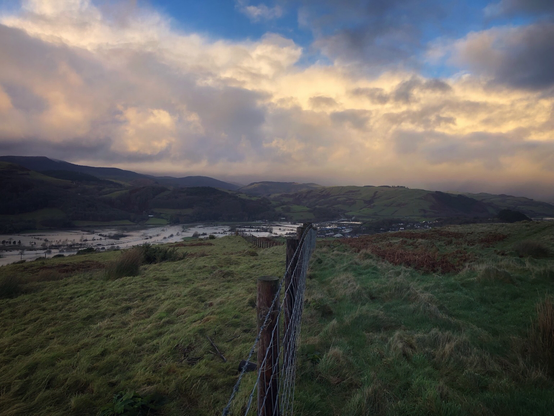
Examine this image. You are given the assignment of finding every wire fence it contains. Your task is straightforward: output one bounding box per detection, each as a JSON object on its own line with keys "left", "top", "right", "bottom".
{"left": 223, "top": 225, "right": 317, "bottom": 416}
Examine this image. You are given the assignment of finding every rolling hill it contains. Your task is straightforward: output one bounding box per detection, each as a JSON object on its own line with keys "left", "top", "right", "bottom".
{"left": 2, "top": 157, "right": 554, "bottom": 232}
{"left": 0, "top": 161, "right": 275, "bottom": 232}
{"left": 239, "top": 181, "right": 322, "bottom": 196}
{"left": 0, "top": 156, "right": 239, "bottom": 190}
{"left": 271, "top": 186, "right": 554, "bottom": 222}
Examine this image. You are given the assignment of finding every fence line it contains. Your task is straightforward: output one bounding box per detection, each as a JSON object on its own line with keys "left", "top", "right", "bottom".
{"left": 237, "top": 232, "right": 284, "bottom": 249}
{"left": 223, "top": 224, "right": 316, "bottom": 416}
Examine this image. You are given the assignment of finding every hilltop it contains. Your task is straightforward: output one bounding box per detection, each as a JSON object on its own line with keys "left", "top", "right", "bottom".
{"left": 0, "top": 156, "right": 240, "bottom": 190}
{"left": 239, "top": 181, "right": 322, "bottom": 196}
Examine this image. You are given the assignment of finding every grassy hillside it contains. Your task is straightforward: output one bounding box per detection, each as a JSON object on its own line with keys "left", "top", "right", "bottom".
{"left": 1, "top": 222, "right": 553, "bottom": 415}
{"left": 240, "top": 181, "right": 322, "bottom": 196}
{"left": 0, "top": 156, "right": 239, "bottom": 190}
{"left": 0, "top": 163, "right": 276, "bottom": 231}
{"left": 274, "top": 186, "right": 495, "bottom": 221}
{"left": 465, "top": 193, "right": 554, "bottom": 218}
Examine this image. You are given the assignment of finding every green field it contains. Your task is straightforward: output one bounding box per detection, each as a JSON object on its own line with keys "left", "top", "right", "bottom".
{"left": 1, "top": 222, "right": 553, "bottom": 415}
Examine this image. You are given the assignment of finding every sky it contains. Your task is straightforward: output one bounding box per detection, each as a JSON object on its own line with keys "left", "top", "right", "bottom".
{"left": 0, "top": 0, "right": 553, "bottom": 201}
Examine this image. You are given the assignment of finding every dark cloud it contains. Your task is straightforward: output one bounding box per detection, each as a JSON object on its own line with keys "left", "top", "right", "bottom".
{"left": 393, "top": 129, "right": 554, "bottom": 170}
{"left": 351, "top": 87, "right": 390, "bottom": 104}
{"left": 393, "top": 77, "right": 451, "bottom": 103}
{"left": 330, "top": 109, "right": 371, "bottom": 130}
{"left": 486, "top": 0, "right": 554, "bottom": 17}
{"left": 386, "top": 109, "right": 456, "bottom": 129}
{"left": 309, "top": 95, "right": 338, "bottom": 109}
{"left": 454, "top": 23, "right": 554, "bottom": 90}
{"left": 0, "top": 23, "right": 271, "bottom": 166}
{"left": 295, "top": 0, "right": 445, "bottom": 69}
{"left": 2, "top": 83, "right": 47, "bottom": 113}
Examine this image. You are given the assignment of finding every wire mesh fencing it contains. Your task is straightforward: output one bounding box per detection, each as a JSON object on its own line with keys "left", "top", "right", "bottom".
{"left": 223, "top": 224, "right": 317, "bottom": 416}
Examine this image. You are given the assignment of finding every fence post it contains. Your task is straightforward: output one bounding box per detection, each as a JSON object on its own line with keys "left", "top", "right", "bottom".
{"left": 257, "top": 276, "right": 280, "bottom": 416}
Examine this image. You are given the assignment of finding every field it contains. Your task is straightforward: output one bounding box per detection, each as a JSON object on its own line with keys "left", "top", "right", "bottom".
{"left": 0, "top": 222, "right": 553, "bottom": 415}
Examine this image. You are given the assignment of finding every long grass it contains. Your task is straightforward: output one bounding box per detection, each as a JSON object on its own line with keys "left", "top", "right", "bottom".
{"left": 1, "top": 223, "right": 554, "bottom": 415}
{"left": 0, "top": 274, "right": 21, "bottom": 298}
{"left": 528, "top": 297, "right": 554, "bottom": 378}
{"left": 105, "top": 248, "right": 142, "bottom": 279}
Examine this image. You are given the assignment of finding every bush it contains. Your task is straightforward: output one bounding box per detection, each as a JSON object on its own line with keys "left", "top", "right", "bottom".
{"left": 514, "top": 241, "right": 549, "bottom": 258}
{"left": 208, "top": 234, "right": 216, "bottom": 240}
{"left": 105, "top": 248, "right": 142, "bottom": 279}
{"left": 140, "top": 244, "right": 181, "bottom": 264}
{"left": 527, "top": 297, "right": 554, "bottom": 378}
{"left": 0, "top": 275, "right": 21, "bottom": 299}
{"left": 100, "top": 390, "right": 162, "bottom": 416}
{"left": 77, "top": 247, "right": 96, "bottom": 255}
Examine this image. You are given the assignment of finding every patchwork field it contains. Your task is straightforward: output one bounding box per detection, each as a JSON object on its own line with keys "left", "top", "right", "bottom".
{"left": 0, "top": 222, "right": 553, "bottom": 415}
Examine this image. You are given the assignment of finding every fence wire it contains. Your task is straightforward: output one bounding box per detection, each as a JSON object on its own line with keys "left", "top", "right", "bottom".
{"left": 222, "top": 226, "right": 317, "bottom": 416}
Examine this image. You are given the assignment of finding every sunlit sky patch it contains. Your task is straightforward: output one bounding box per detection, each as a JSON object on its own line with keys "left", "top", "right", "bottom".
{"left": 0, "top": 0, "right": 553, "bottom": 201}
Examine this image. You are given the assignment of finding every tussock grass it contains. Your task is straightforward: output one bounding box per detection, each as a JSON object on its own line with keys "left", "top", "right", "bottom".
{"left": 0, "top": 274, "right": 21, "bottom": 298}
{"left": 105, "top": 247, "right": 142, "bottom": 279}
{"left": 514, "top": 241, "right": 550, "bottom": 258}
{"left": 141, "top": 243, "right": 182, "bottom": 264}
{"left": 476, "top": 266, "right": 515, "bottom": 284}
{"left": 527, "top": 297, "right": 554, "bottom": 378}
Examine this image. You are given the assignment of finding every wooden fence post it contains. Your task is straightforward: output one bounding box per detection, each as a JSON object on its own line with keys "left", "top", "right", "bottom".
{"left": 257, "top": 276, "right": 280, "bottom": 416}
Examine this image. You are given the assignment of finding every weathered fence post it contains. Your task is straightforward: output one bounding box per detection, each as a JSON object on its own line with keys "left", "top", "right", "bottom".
{"left": 257, "top": 276, "right": 280, "bottom": 416}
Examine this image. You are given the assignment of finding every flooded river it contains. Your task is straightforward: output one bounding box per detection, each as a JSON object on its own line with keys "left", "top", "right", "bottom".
{"left": 0, "top": 222, "right": 301, "bottom": 266}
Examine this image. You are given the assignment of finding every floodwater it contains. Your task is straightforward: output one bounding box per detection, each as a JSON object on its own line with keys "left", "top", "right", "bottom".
{"left": 0, "top": 222, "right": 301, "bottom": 266}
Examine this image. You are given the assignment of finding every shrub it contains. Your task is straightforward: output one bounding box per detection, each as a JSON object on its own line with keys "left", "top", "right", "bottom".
{"left": 105, "top": 248, "right": 142, "bottom": 279}
{"left": 77, "top": 247, "right": 96, "bottom": 255}
{"left": 514, "top": 241, "right": 549, "bottom": 258}
{"left": 527, "top": 297, "right": 554, "bottom": 378}
{"left": 140, "top": 244, "right": 181, "bottom": 264}
{"left": 208, "top": 234, "right": 216, "bottom": 240}
{"left": 0, "top": 275, "right": 21, "bottom": 299}
{"left": 99, "top": 390, "right": 162, "bottom": 416}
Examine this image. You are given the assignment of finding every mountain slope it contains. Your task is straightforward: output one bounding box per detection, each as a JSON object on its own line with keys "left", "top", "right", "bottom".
{"left": 240, "top": 181, "right": 322, "bottom": 196}
{"left": 0, "top": 162, "right": 275, "bottom": 232}
{"left": 464, "top": 192, "right": 554, "bottom": 218}
{"left": 0, "top": 156, "right": 239, "bottom": 190}
{"left": 273, "top": 186, "right": 496, "bottom": 221}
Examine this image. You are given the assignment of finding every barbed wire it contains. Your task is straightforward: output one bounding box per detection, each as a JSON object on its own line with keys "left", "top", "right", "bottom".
{"left": 222, "top": 226, "right": 316, "bottom": 416}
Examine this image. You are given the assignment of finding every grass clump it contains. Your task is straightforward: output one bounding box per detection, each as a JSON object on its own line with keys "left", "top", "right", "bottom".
{"left": 527, "top": 297, "right": 554, "bottom": 378}
{"left": 0, "top": 275, "right": 21, "bottom": 298}
{"left": 514, "top": 241, "right": 549, "bottom": 258}
{"left": 140, "top": 243, "right": 181, "bottom": 264}
{"left": 476, "top": 266, "right": 514, "bottom": 284}
{"left": 105, "top": 248, "right": 142, "bottom": 279}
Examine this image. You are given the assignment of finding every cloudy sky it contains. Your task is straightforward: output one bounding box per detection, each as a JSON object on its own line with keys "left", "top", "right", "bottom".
{"left": 0, "top": 0, "right": 553, "bottom": 200}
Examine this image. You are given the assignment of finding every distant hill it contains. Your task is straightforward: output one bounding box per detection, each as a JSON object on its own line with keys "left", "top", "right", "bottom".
{"left": 240, "top": 181, "right": 322, "bottom": 196}
{"left": 463, "top": 192, "right": 554, "bottom": 218}
{"left": 0, "top": 161, "right": 273, "bottom": 232}
{"left": 2, "top": 156, "right": 554, "bottom": 232}
{"left": 0, "top": 156, "right": 239, "bottom": 190}
{"left": 272, "top": 186, "right": 501, "bottom": 222}
{"left": 154, "top": 176, "right": 240, "bottom": 190}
